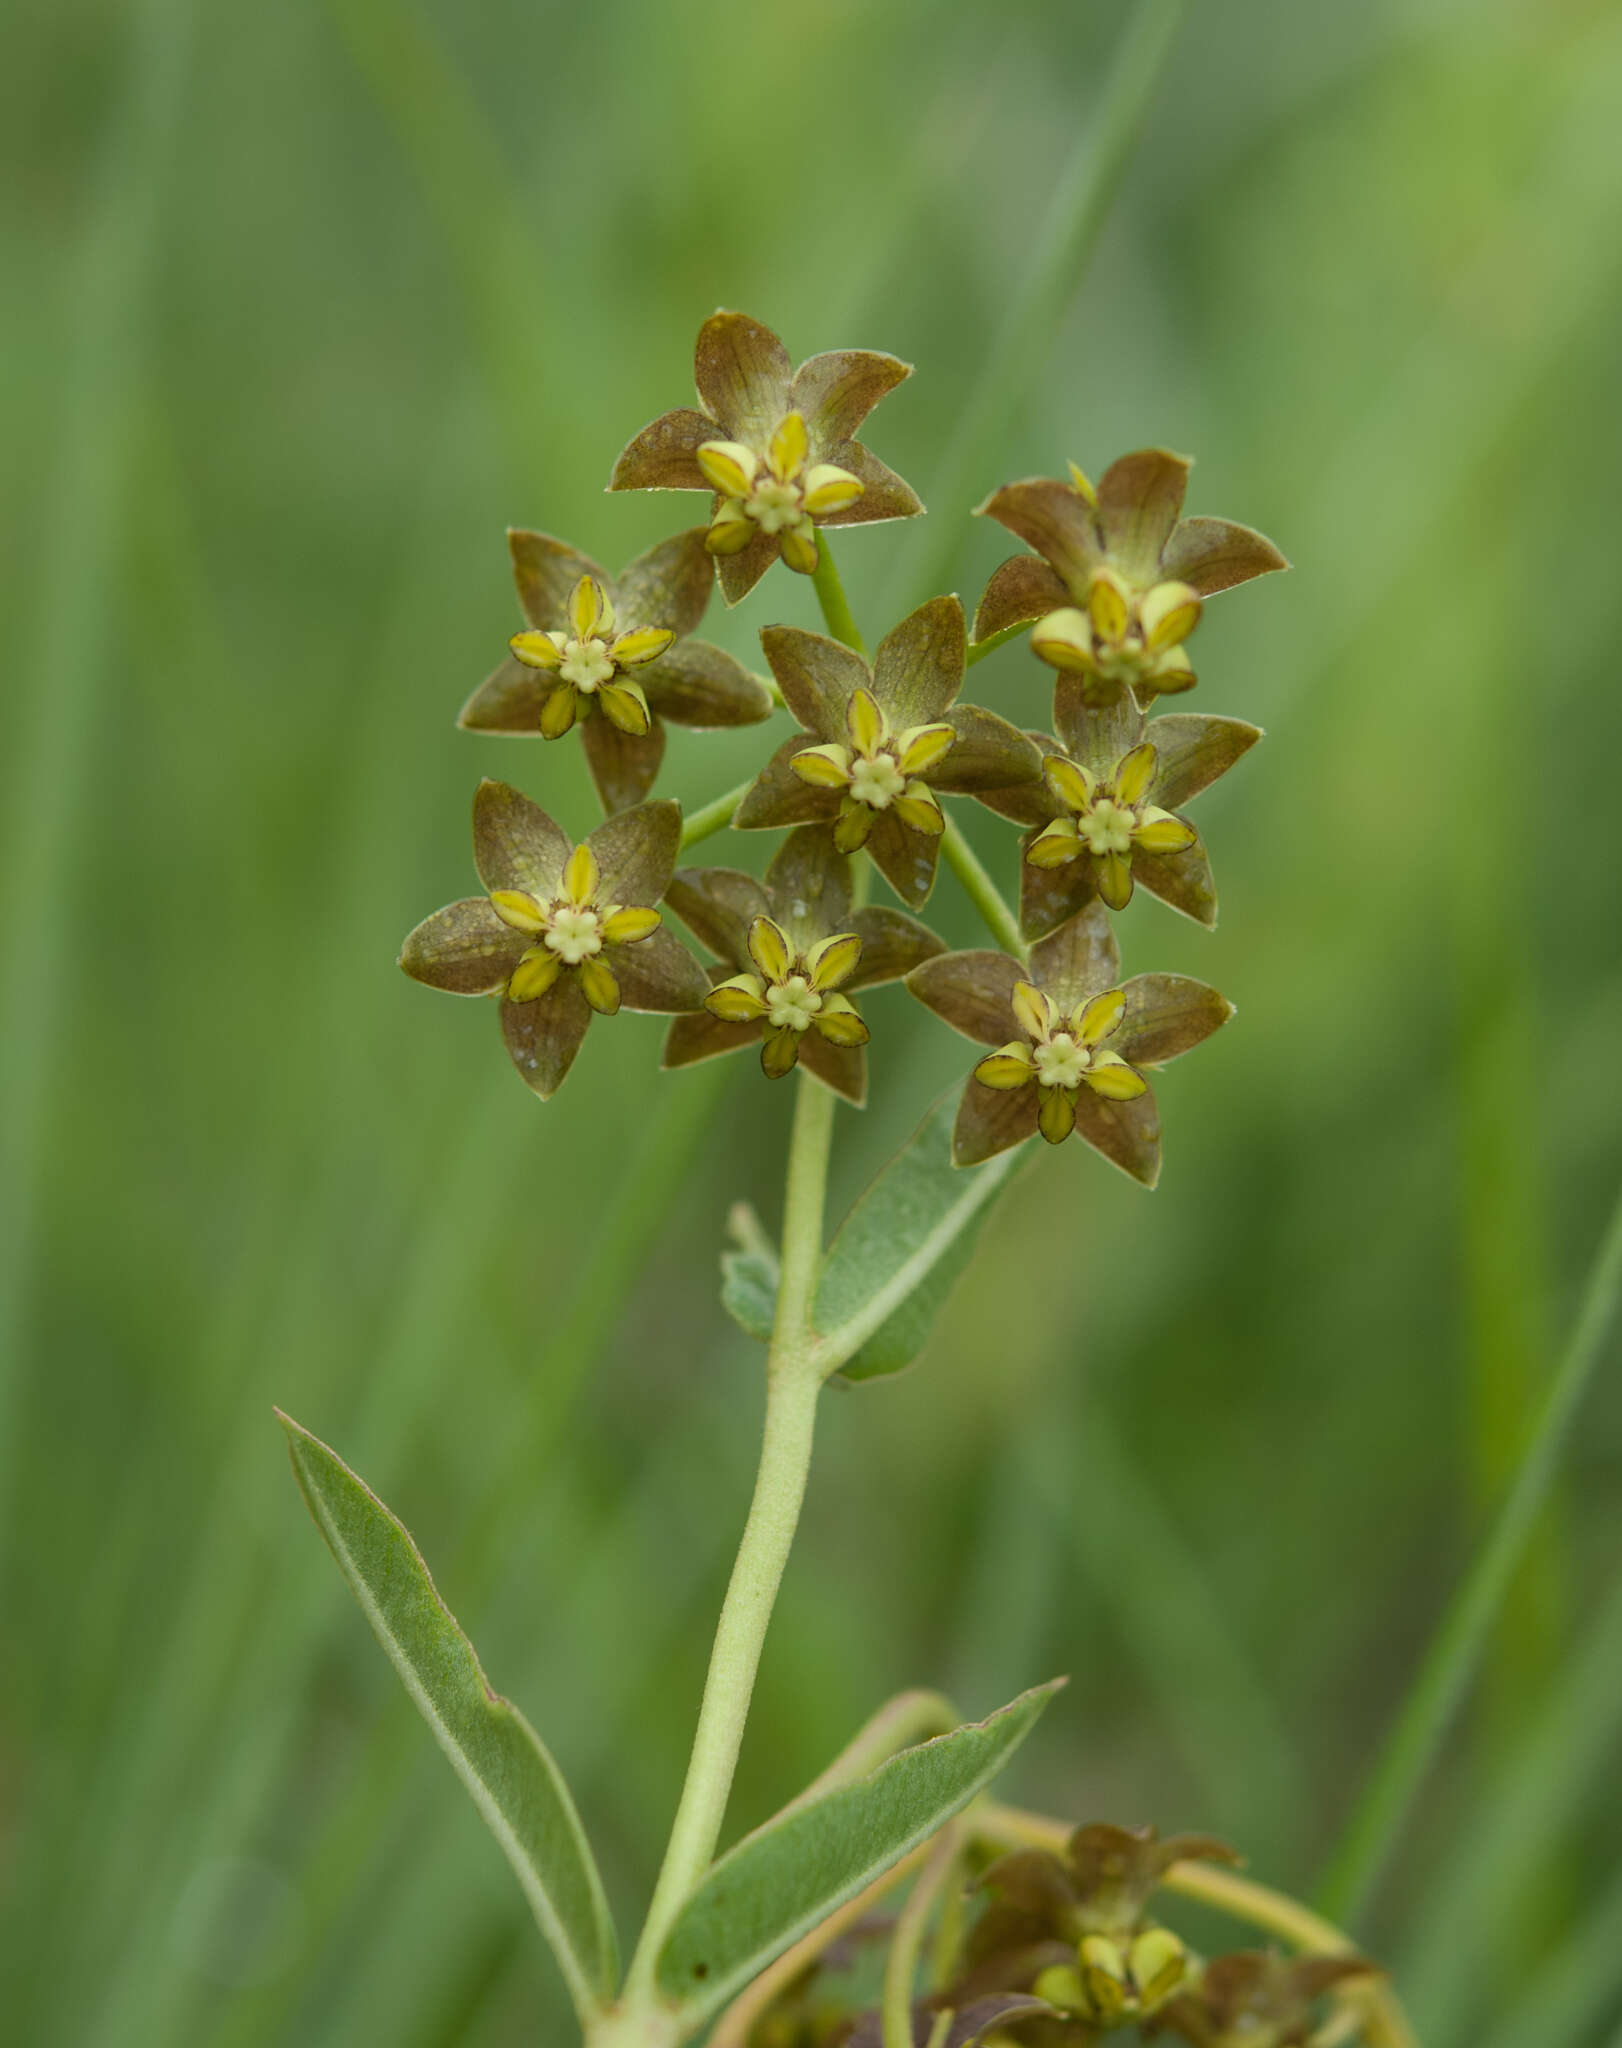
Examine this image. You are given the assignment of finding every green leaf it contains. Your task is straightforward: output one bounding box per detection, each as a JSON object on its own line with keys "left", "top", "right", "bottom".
{"left": 277, "top": 1411, "right": 619, "bottom": 2021}
{"left": 655, "top": 1679, "right": 1063, "bottom": 2025}
{"left": 816, "top": 1093, "right": 1022, "bottom": 1380}
{"left": 720, "top": 1200, "right": 778, "bottom": 1344}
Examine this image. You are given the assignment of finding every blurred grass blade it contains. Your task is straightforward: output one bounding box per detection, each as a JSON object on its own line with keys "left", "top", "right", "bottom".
{"left": 1399, "top": 1558, "right": 1622, "bottom": 2040}
{"left": 1479, "top": 1856, "right": 1622, "bottom": 2048}
{"left": 0, "top": 0, "right": 195, "bottom": 1542}
{"left": 655, "top": 1681, "right": 1063, "bottom": 2027}
{"left": 278, "top": 1411, "right": 619, "bottom": 2023}
{"left": 1317, "top": 1180, "right": 1622, "bottom": 1927}
{"left": 895, "top": 0, "right": 1186, "bottom": 602}
{"left": 816, "top": 1093, "right": 1023, "bottom": 1380}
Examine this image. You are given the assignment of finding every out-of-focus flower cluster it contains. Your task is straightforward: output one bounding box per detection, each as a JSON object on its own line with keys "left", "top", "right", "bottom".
{"left": 401, "top": 309, "right": 1284, "bottom": 1182}
{"left": 740, "top": 1819, "right": 1377, "bottom": 2048}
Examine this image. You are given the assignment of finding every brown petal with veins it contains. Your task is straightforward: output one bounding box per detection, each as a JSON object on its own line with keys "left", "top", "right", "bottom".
{"left": 665, "top": 868, "right": 771, "bottom": 967}
{"left": 1094, "top": 449, "right": 1190, "bottom": 583}
{"left": 732, "top": 736, "right": 842, "bottom": 832}
{"left": 694, "top": 310, "right": 793, "bottom": 441}
{"left": 1118, "top": 972, "right": 1233, "bottom": 1065}
{"left": 609, "top": 527, "right": 716, "bottom": 640}
{"left": 639, "top": 641, "right": 772, "bottom": 728}
{"left": 608, "top": 408, "right": 715, "bottom": 492}
{"left": 458, "top": 655, "right": 549, "bottom": 736}
{"left": 764, "top": 823, "right": 853, "bottom": 938}
{"left": 1160, "top": 515, "right": 1288, "bottom": 595}
{"left": 790, "top": 348, "right": 912, "bottom": 447}
{"left": 1028, "top": 901, "right": 1120, "bottom": 1009}
{"left": 716, "top": 525, "right": 781, "bottom": 608}
{"left": 873, "top": 594, "right": 964, "bottom": 725}
{"left": 472, "top": 780, "right": 571, "bottom": 899}
{"left": 608, "top": 927, "right": 709, "bottom": 1013}
{"left": 399, "top": 898, "right": 525, "bottom": 994}
{"left": 508, "top": 529, "right": 606, "bottom": 629}
{"left": 759, "top": 623, "right": 868, "bottom": 738}
{"left": 585, "top": 798, "right": 682, "bottom": 906}
{"left": 976, "top": 477, "right": 1100, "bottom": 593}
{"left": 661, "top": 1006, "right": 758, "bottom": 1070}
{"left": 1143, "top": 712, "right": 1262, "bottom": 807}
{"left": 500, "top": 977, "right": 593, "bottom": 1099}
{"left": 580, "top": 712, "right": 667, "bottom": 815}
{"left": 865, "top": 807, "right": 942, "bottom": 909}
{"left": 935, "top": 705, "right": 1042, "bottom": 793}
{"left": 845, "top": 907, "right": 945, "bottom": 990}
{"left": 954, "top": 1078, "right": 1040, "bottom": 1165}
{"left": 1133, "top": 840, "right": 1217, "bottom": 928}
{"left": 1071, "top": 1082, "right": 1161, "bottom": 1185}
{"left": 907, "top": 950, "right": 1023, "bottom": 1046}
{"left": 818, "top": 440, "right": 924, "bottom": 525}
{"left": 796, "top": 1027, "right": 867, "bottom": 1107}
{"left": 973, "top": 553, "right": 1069, "bottom": 641}
{"left": 1019, "top": 847, "right": 1097, "bottom": 943}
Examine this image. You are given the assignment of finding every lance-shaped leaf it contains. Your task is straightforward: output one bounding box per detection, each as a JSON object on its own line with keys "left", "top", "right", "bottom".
{"left": 815, "top": 1092, "right": 1024, "bottom": 1380}
{"left": 277, "top": 1413, "right": 618, "bottom": 2021}
{"left": 655, "top": 1682, "right": 1063, "bottom": 2027}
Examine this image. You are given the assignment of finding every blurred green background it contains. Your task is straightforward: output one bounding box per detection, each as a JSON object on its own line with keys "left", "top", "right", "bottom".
{"left": 4, "top": 0, "right": 1621, "bottom": 2041}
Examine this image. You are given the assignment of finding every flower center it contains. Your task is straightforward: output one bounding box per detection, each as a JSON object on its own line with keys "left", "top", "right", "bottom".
{"left": 848, "top": 751, "right": 907, "bottom": 809}
{"left": 766, "top": 974, "right": 822, "bottom": 1031}
{"left": 1033, "top": 1032, "right": 1088, "bottom": 1090}
{"left": 1079, "top": 797, "right": 1136, "bottom": 855}
{"left": 558, "top": 637, "right": 615, "bottom": 690}
{"left": 745, "top": 476, "right": 805, "bottom": 533}
{"left": 544, "top": 905, "right": 603, "bottom": 963}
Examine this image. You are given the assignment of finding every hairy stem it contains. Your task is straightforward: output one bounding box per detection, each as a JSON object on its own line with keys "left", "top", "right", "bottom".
{"left": 941, "top": 817, "right": 1025, "bottom": 958}
{"left": 623, "top": 1073, "right": 837, "bottom": 2007}
{"left": 810, "top": 534, "right": 868, "bottom": 656}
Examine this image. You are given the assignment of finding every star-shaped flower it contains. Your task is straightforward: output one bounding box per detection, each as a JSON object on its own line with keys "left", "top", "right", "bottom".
{"left": 1156, "top": 1951, "right": 1378, "bottom": 2048}
{"left": 609, "top": 311, "right": 923, "bottom": 605}
{"left": 976, "top": 682, "right": 1261, "bottom": 938}
{"left": 975, "top": 451, "right": 1286, "bottom": 704}
{"left": 906, "top": 903, "right": 1232, "bottom": 1176}
{"left": 460, "top": 528, "right": 771, "bottom": 814}
{"left": 733, "top": 596, "right": 1041, "bottom": 908}
{"left": 662, "top": 824, "right": 944, "bottom": 1106}
{"left": 400, "top": 781, "right": 707, "bottom": 1098}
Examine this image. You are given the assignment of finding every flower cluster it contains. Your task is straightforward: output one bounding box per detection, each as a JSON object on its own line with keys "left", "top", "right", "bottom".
{"left": 745, "top": 1816, "right": 1377, "bottom": 2048}
{"left": 400, "top": 308, "right": 1283, "bottom": 1183}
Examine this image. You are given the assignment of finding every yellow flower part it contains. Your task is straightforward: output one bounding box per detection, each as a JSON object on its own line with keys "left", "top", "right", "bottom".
{"left": 1030, "top": 565, "right": 1203, "bottom": 699}
{"left": 493, "top": 838, "right": 665, "bottom": 1019}
{"left": 1026, "top": 743, "right": 1197, "bottom": 911}
{"left": 702, "top": 914, "right": 869, "bottom": 1081}
{"left": 698, "top": 407, "right": 864, "bottom": 575}
{"left": 507, "top": 573, "right": 669, "bottom": 740}
{"left": 787, "top": 686, "right": 953, "bottom": 853}
{"left": 972, "top": 976, "right": 1147, "bottom": 1146}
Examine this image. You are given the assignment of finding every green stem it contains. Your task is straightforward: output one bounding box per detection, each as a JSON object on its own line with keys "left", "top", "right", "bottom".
{"left": 964, "top": 620, "right": 1031, "bottom": 668}
{"left": 1317, "top": 1174, "right": 1622, "bottom": 1928}
{"left": 941, "top": 817, "right": 1025, "bottom": 958}
{"left": 809, "top": 532, "right": 867, "bottom": 655}
{"left": 679, "top": 779, "right": 751, "bottom": 850}
{"left": 882, "top": 1826, "right": 962, "bottom": 2048}
{"left": 622, "top": 1074, "right": 837, "bottom": 2007}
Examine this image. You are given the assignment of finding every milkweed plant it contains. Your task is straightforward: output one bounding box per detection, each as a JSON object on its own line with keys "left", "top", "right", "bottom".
{"left": 278, "top": 311, "right": 1420, "bottom": 2048}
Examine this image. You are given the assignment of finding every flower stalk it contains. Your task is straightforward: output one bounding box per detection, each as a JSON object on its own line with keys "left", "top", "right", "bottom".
{"left": 620, "top": 1073, "right": 837, "bottom": 2018}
